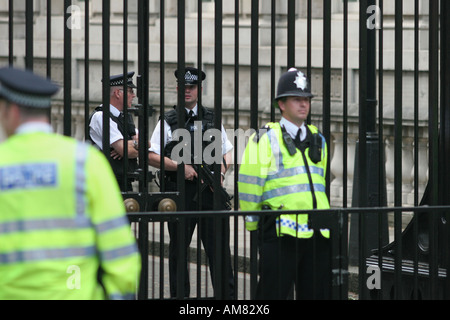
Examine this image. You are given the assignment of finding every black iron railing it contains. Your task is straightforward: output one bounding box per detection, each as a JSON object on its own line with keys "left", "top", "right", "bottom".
{"left": 128, "top": 205, "right": 450, "bottom": 300}
{"left": 4, "top": 0, "right": 450, "bottom": 300}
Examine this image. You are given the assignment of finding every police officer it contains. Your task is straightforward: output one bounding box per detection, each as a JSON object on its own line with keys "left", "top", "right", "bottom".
{"left": 238, "top": 68, "right": 331, "bottom": 300}
{"left": 0, "top": 67, "right": 141, "bottom": 300}
{"left": 148, "top": 67, "right": 234, "bottom": 298}
{"left": 89, "top": 72, "right": 139, "bottom": 191}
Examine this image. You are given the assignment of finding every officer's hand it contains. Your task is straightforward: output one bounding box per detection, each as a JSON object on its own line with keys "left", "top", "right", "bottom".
{"left": 111, "top": 149, "right": 122, "bottom": 160}
{"left": 185, "top": 164, "right": 198, "bottom": 181}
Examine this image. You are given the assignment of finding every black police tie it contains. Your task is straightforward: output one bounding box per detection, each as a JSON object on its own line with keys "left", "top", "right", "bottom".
{"left": 189, "top": 110, "right": 195, "bottom": 118}
{"left": 117, "top": 112, "right": 125, "bottom": 126}
{"left": 294, "top": 128, "right": 302, "bottom": 150}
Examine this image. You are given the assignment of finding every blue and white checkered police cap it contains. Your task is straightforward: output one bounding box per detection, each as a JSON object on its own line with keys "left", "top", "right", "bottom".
{"left": 0, "top": 67, "right": 60, "bottom": 108}
{"left": 104, "top": 72, "right": 137, "bottom": 88}
{"left": 174, "top": 67, "right": 206, "bottom": 85}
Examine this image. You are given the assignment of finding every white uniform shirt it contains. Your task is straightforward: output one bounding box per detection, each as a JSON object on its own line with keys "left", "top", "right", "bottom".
{"left": 16, "top": 122, "right": 53, "bottom": 135}
{"left": 89, "top": 105, "right": 138, "bottom": 150}
{"left": 149, "top": 105, "right": 233, "bottom": 156}
{"left": 279, "top": 117, "right": 307, "bottom": 142}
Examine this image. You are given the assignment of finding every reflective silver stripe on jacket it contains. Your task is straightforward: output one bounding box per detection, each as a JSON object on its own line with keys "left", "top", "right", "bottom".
{"left": 75, "top": 142, "right": 89, "bottom": 219}
{"left": 0, "top": 142, "right": 131, "bottom": 264}
{"left": 0, "top": 246, "right": 97, "bottom": 264}
{"left": 0, "top": 218, "right": 91, "bottom": 234}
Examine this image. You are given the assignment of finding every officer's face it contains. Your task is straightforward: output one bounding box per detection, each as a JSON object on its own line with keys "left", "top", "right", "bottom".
{"left": 178, "top": 85, "right": 200, "bottom": 109}
{"left": 120, "top": 88, "right": 136, "bottom": 108}
{"left": 278, "top": 96, "right": 310, "bottom": 126}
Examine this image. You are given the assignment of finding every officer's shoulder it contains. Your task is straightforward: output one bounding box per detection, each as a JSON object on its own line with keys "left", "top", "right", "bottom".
{"left": 81, "top": 141, "right": 109, "bottom": 162}
{"left": 166, "top": 107, "right": 177, "bottom": 115}
{"left": 253, "top": 123, "right": 276, "bottom": 143}
{"left": 201, "top": 106, "right": 215, "bottom": 119}
{"left": 53, "top": 136, "right": 97, "bottom": 159}
{"left": 90, "top": 105, "right": 109, "bottom": 122}
{"left": 162, "top": 108, "right": 178, "bottom": 122}
{"left": 306, "top": 124, "right": 324, "bottom": 136}
{"left": 203, "top": 106, "right": 214, "bottom": 113}
{"left": 90, "top": 105, "right": 103, "bottom": 115}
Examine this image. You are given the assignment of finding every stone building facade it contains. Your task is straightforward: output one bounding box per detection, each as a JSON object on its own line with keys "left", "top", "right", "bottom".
{"left": 0, "top": 0, "right": 433, "bottom": 209}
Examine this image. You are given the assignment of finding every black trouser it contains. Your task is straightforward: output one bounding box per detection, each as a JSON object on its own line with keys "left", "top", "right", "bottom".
{"left": 256, "top": 221, "right": 331, "bottom": 300}
{"left": 167, "top": 180, "right": 235, "bottom": 299}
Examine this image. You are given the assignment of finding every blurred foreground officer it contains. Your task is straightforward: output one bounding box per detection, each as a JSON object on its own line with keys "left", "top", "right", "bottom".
{"left": 238, "top": 68, "right": 331, "bottom": 299}
{"left": 0, "top": 67, "right": 141, "bottom": 300}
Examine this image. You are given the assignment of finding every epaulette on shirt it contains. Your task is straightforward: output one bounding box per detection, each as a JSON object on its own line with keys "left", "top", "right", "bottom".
{"left": 253, "top": 125, "right": 272, "bottom": 143}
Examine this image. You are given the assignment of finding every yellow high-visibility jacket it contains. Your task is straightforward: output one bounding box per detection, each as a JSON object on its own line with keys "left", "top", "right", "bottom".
{"left": 238, "top": 122, "right": 330, "bottom": 238}
{"left": 0, "top": 126, "right": 141, "bottom": 300}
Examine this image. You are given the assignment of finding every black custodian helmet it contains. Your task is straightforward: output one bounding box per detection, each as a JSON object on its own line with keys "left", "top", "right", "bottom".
{"left": 275, "top": 68, "right": 313, "bottom": 100}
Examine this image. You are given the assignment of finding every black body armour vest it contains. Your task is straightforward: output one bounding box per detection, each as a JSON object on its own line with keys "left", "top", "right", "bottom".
{"left": 163, "top": 106, "right": 215, "bottom": 182}
{"left": 88, "top": 106, "right": 138, "bottom": 181}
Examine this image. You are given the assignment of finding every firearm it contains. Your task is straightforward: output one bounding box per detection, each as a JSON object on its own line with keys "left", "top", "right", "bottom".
{"left": 191, "top": 158, "right": 233, "bottom": 211}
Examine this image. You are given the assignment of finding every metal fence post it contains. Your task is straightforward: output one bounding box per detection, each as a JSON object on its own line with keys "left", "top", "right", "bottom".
{"left": 349, "top": 0, "right": 389, "bottom": 278}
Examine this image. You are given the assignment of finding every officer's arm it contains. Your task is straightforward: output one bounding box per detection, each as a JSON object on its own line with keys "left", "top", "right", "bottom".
{"left": 111, "top": 139, "right": 139, "bottom": 159}
{"left": 221, "top": 150, "right": 232, "bottom": 183}
{"left": 148, "top": 152, "right": 197, "bottom": 181}
{"left": 148, "top": 151, "right": 177, "bottom": 170}
{"left": 223, "top": 150, "right": 232, "bottom": 171}
{"left": 238, "top": 132, "right": 271, "bottom": 212}
{"left": 322, "top": 137, "right": 328, "bottom": 178}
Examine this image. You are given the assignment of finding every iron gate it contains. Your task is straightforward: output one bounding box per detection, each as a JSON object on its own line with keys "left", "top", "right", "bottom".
{"left": 2, "top": 0, "right": 450, "bottom": 300}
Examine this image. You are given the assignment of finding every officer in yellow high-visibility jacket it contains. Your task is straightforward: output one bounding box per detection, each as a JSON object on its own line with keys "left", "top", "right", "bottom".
{"left": 238, "top": 68, "right": 331, "bottom": 300}
{"left": 0, "top": 67, "right": 141, "bottom": 300}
